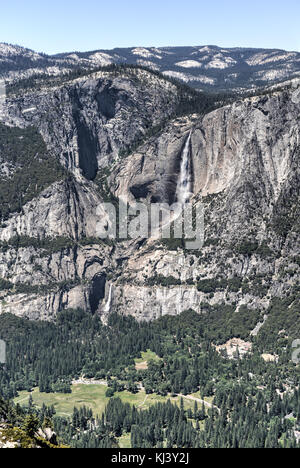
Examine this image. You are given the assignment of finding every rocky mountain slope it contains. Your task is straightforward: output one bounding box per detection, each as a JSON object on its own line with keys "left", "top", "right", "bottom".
{"left": 0, "top": 54, "right": 299, "bottom": 340}
{"left": 1, "top": 42, "right": 300, "bottom": 91}
{"left": 0, "top": 395, "right": 64, "bottom": 448}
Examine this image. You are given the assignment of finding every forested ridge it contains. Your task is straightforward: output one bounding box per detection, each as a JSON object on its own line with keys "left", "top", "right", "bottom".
{"left": 0, "top": 123, "right": 65, "bottom": 221}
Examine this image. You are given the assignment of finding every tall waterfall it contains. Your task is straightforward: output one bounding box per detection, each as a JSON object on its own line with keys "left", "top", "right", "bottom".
{"left": 150, "top": 131, "right": 193, "bottom": 238}
{"left": 103, "top": 284, "right": 113, "bottom": 313}
{"left": 175, "top": 132, "right": 192, "bottom": 206}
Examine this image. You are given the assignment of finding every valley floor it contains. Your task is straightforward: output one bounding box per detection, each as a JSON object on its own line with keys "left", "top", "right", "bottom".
{"left": 14, "top": 384, "right": 213, "bottom": 418}
{"left": 14, "top": 384, "right": 214, "bottom": 448}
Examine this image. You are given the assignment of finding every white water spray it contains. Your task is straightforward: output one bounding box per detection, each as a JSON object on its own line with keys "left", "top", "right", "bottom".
{"left": 103, "top": 284, "right": 113, "bottom": 313}
{"left": 175, "top": 132, "right": 192, "bottom": 206}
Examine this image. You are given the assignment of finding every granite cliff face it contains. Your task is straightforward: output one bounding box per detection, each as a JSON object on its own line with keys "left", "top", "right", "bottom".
{"left": 110, "top": 83, "right": 299, "bottom": 321}
{"left": 2, "top": 68, "right": 179, "bottom": 178}
{"left": 0, "top": 62, "right": 299, "bottom": 325}
{"left": 112, "top": 84, "right": 300, "bottom": 203}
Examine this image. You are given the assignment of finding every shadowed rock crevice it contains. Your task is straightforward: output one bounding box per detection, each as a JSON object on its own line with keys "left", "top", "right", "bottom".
{"left": 95, "top": 85, "right": 119, "bottom": 120}
{"left": 89, "top": 274, "right": 107, "bottom": 314}
{"left": 72, "top": 107, "right": 99, "bottom": 180}
{"left": 130, "top": 181, "right": 154, "bottom": 200}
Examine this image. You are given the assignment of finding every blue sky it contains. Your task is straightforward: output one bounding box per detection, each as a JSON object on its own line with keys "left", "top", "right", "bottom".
{"left": 1, "top": 0, "right": 300, "bottom": 54}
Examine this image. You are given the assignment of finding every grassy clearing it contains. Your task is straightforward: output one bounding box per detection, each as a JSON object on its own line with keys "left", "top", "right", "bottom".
{"left": 190, "top": 392, "right": 214, "bottom": 406}
{"left": 118, "top": 433, "right": 131, "bottom": 448}
{"left": 135, "top": 350, "right": 161, "bottom": 370}
{"left": 14, "top": 384, "right": 199, "bottom": 449}
{"left": 141, "top": 393, "right": 194, "bottom": 411}
{"left": 14, "top": 385, "right": 110, "bottom": 417}
{"left": 14, "top": 384, "right": 196, "bottom": 418}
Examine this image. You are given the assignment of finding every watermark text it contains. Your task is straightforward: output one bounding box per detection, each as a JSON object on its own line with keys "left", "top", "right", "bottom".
{"left": 96, "top": 199, "right": 204, "bottom": 250}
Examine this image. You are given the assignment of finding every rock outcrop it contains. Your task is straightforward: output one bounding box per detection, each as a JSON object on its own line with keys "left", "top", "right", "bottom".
{"left": 3, "top": 68, "right": 179, "bottom": 178}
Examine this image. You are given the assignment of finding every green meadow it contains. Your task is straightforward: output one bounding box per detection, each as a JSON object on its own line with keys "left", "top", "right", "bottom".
{"left": 14, "top": 384, "right": 198, "bottom": 418}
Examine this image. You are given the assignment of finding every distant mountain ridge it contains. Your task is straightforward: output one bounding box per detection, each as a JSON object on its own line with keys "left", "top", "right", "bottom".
{"left": 1, "top": 42, "right": 300, "bottom": 91}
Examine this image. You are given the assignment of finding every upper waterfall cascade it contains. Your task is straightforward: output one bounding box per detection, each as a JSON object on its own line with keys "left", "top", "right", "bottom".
{"left": 151, "top": 131, "right": 193, "bottom": 237}
{"left": 103, "top": 284, "right": 113, "bottom": 313}
{"left": 175, "top": 132, "right": 192, "bottom": 206}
